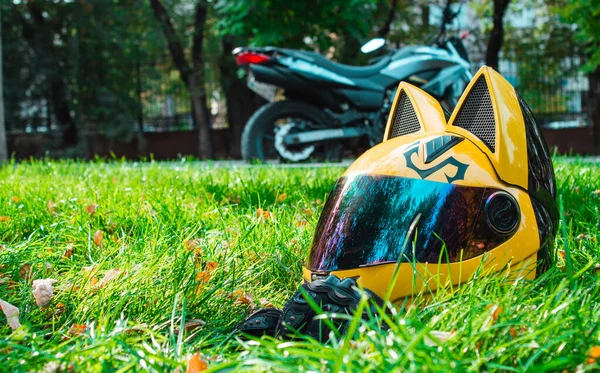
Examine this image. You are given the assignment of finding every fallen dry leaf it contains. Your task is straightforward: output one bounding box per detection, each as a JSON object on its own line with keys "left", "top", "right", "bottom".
{"left": 206, "top": 261, "right": 218, "bottom": 272}
{"left": 186, "top": 352, "right": 208, "bottom": 373}
{"left": 256, "top": 208, "right": 273, "bottom": 220}
{"left": 195, "top": 271, "right": 211, "bottom": 294}
{"left": 176, "top": 319, "right": 206, "bottom": 335}
{"left": 19, "top": 263, "right": 32, "bottom": 280}
{"left": 0, "top": 216, "right": 10, "bottom": 222}
{"left": 67, "top": 323, "right": 86, "bottom": 336}
{"left": 11, "top": 196, "right": 19, "bottom": 203}
{"left": 587, "top": 346, "right": 600, "bottom": 365}
{"left": 82, "top": 265, "right": 96, "bottom": 275}
{"left": 510, "top": 326, "right": 528, "bottom": 338}
{"left": 185, "top": 239, "right": 202, "bottom": 252}
{"left": 126, "top": 323, "right": 149, "bottom": 334}
{"left": 295, "top": 220, "right": 308, "bottom": 227}
{"left": 592, "top": 190, "right": 600, "bottom": 196}
{"left": 229, "top": 289, "right": 255, "bottom": 308}
{"left": 303, "top": 208, "right": 313, "bottom": 217}
{"left": 55, "top": 302, "right": 66, "bottom": 316}
{"left": 44, "top": 262, "right": 52, "bottom": 275}
{"left": 183, "top": 238, "right": 203, "bottom": 267}
{"left": 96, "top": 269, "right": 121, "bottom": 288}
{"left": 260, "top": 298, "right": 274, "bottom": 308}
{"left": 194, "top": 261, "right": 218, "bottom": 293}
{"left": 48, "top": 200, "right": 56, "bottom": 214}
{"left": 93, "top": 230, "right": 103, "bottom": 247}
{"left": 32, "top": 279, "right": 58, "bottom": 307}
{"left": 196, "top": 272, "right": 211, "bottom": 283}
{"left": 63, "top": 244, "right": 74, "bottom": 259}
{"left": 277, "top": 193, "right": 287, "bottom": 202}
{"left": 0, "top": 298, "right": 21, "bottom": 330}
{"left": 225, "top": 195, "right": 241, "bottom": 204}
{"left": 85, "top": 204, "right": 98, "bottom": 215}
{"left": 487, "top": 304, "right": 502, "bottom": 322}
{"left": 424, "top": 330, "right": 456, "bottom": 347}
{"left": 82, "top": 266, "right": 99, "bottom": 288}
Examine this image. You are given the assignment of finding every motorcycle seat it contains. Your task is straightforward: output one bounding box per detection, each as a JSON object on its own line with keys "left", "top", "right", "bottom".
{"left": 283, "top": 50, "right": 391, "bottom": 78}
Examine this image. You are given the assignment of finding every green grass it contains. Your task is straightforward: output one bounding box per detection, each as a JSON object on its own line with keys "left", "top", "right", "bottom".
{"left": 0, "top": 158, "right": 598, "bottom": 372}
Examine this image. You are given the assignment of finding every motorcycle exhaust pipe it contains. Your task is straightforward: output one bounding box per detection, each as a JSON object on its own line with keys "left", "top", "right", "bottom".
{"left": 283, "top": 127, "right": 368, "bottom": 145}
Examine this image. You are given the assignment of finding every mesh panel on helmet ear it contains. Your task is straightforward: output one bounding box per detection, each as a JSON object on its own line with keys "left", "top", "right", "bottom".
{"left": 452, "top": 76, "right": 496, "bottom": 152}
{"left": 388, "top": 92, "right": 421, "bottom": 139}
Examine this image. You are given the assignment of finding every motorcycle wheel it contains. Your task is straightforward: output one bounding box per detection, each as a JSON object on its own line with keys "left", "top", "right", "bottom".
{"left": 241, "top": 101, "right": 341, "bottom": 162}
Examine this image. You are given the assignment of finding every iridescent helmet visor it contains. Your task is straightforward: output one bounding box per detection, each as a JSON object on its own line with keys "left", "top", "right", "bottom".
{"left": 308, "top": 174, "right": 520, "bottom": 272}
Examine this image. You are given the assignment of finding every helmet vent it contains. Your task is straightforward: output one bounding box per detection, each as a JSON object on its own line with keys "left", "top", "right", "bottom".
{"left": 388, "top": 93, "right": 421, "bottom": 139}
{"left": 453, "top": 76, "right": 496, "bottom": 152}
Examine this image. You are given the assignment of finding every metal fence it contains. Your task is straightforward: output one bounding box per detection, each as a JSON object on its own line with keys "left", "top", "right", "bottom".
{"left": 4, "top": 51, "right": 590, "bottom": 137}
{"left": 498, "top": 58, "right": 588, "bottom": 129}
{"left": 3, "top": 56, "right": 227, "bottom": 136}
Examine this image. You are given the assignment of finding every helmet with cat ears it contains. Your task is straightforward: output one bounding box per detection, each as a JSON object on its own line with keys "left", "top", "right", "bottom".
{"left": 303, "top": 66, "right": 558, "bottom": 301}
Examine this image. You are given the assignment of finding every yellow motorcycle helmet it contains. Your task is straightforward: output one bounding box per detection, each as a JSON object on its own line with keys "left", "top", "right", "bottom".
{"left": 303, "top": 66, "right": 558, "bottom": 303}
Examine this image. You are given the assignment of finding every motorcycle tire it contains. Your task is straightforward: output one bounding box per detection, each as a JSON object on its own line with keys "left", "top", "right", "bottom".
{"left": 241, "top": 100, "right": 336, "bottom": 162}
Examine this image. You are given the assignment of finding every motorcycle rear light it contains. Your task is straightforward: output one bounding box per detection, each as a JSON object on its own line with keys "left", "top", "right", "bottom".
{"left": 236, "top": 52, "right": 271, "bottom": 65}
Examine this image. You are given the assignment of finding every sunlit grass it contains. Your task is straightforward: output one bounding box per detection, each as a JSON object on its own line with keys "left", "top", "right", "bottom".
{"left": 0, "top": 157, "right": 598, "bottom": 372}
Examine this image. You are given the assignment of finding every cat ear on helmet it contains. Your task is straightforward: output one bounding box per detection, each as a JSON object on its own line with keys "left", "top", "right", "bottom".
{"left": 383, "top": 82, "right": 447, "bottom": 142}
{"left": 447, "top": 66, "right": 529, "bottom": 190}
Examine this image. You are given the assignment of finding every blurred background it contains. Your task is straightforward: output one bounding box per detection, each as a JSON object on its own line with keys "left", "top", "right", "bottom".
{"left": 0, "top": 0, "right": 598, "bottom": 160}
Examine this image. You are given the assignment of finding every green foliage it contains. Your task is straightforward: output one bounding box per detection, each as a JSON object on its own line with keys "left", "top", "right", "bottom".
{"left": 0, "top": 159, "right": 599, "bottom": 371}
{"left": 214, "top": 0, "right": 381, "bottom": 63}
{"left": 1, "top": 0, "right": 176, "bottom": 139}
{"left": 384, "top": 1, "right": 438, "bottom": 47}
{"left": 556, "top": 0, "right": 600, "bottom": 70}
{"left": 503, "top": 3, "right": 580, "bottom": 113}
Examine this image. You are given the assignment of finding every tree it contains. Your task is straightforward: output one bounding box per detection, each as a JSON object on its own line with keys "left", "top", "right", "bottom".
{"left": 501, "top": 2, "right": 579, "bottom": 114}
{"left": 486, "top": 0, "right": 510, "bottom": 70}
{"left": 11, "top": 1, "right": 78, "bottom": 147}
{"left": 148, "top": 0, "right": 212, "bottom": 158}
{"left": 3, "top": 0, "right": 166, "bottom": 157}
{"left": 557, "top": 0, "right": 600, "bottom": 153}
{"left": 0, "top": 4, "right": 6, "bottom": 163}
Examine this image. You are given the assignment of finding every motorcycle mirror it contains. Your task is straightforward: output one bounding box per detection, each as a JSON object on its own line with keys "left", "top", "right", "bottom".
{"left": 360, "top": 38, "right": 385, "bottom": 54}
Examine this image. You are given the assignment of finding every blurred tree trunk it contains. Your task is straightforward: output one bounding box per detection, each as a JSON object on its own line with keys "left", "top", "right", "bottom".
{"left": 338, "top": 29, "right": 363, "bottom": 64}
{"left": 590, "top": 66, "right": 600, "bottom": 154}
{"left": 486, "top": 0, "right": 510, "bottom": 71}
{"left": 219, "top": 38, "right": 265, "bottom": 159}
{"left": 149, "top": 0, "right": 213, "bottom": 158}
{"left": 0, "top": 7, "right": 7, "bottom": 163}
{"left": 135, "top": 59, "right": 147, "bottom": 154}
{"left": 421, "top": 4, "right": 430, "bottom": 29}
{"left": 378, "top": 0, "right": 398, "bottom": 38}
{"left": 51, "top": 80, "right": 78, "bottom": 147}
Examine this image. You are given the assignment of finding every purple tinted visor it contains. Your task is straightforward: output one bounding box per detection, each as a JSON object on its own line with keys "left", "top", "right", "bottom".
{"left": 308, "top": 175, "right": 515, "bottom": 271}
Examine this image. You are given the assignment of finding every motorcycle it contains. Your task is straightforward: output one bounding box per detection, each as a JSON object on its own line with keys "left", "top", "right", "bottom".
{"left": 234, "top": 3, "right": 472, "bottom": 162}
